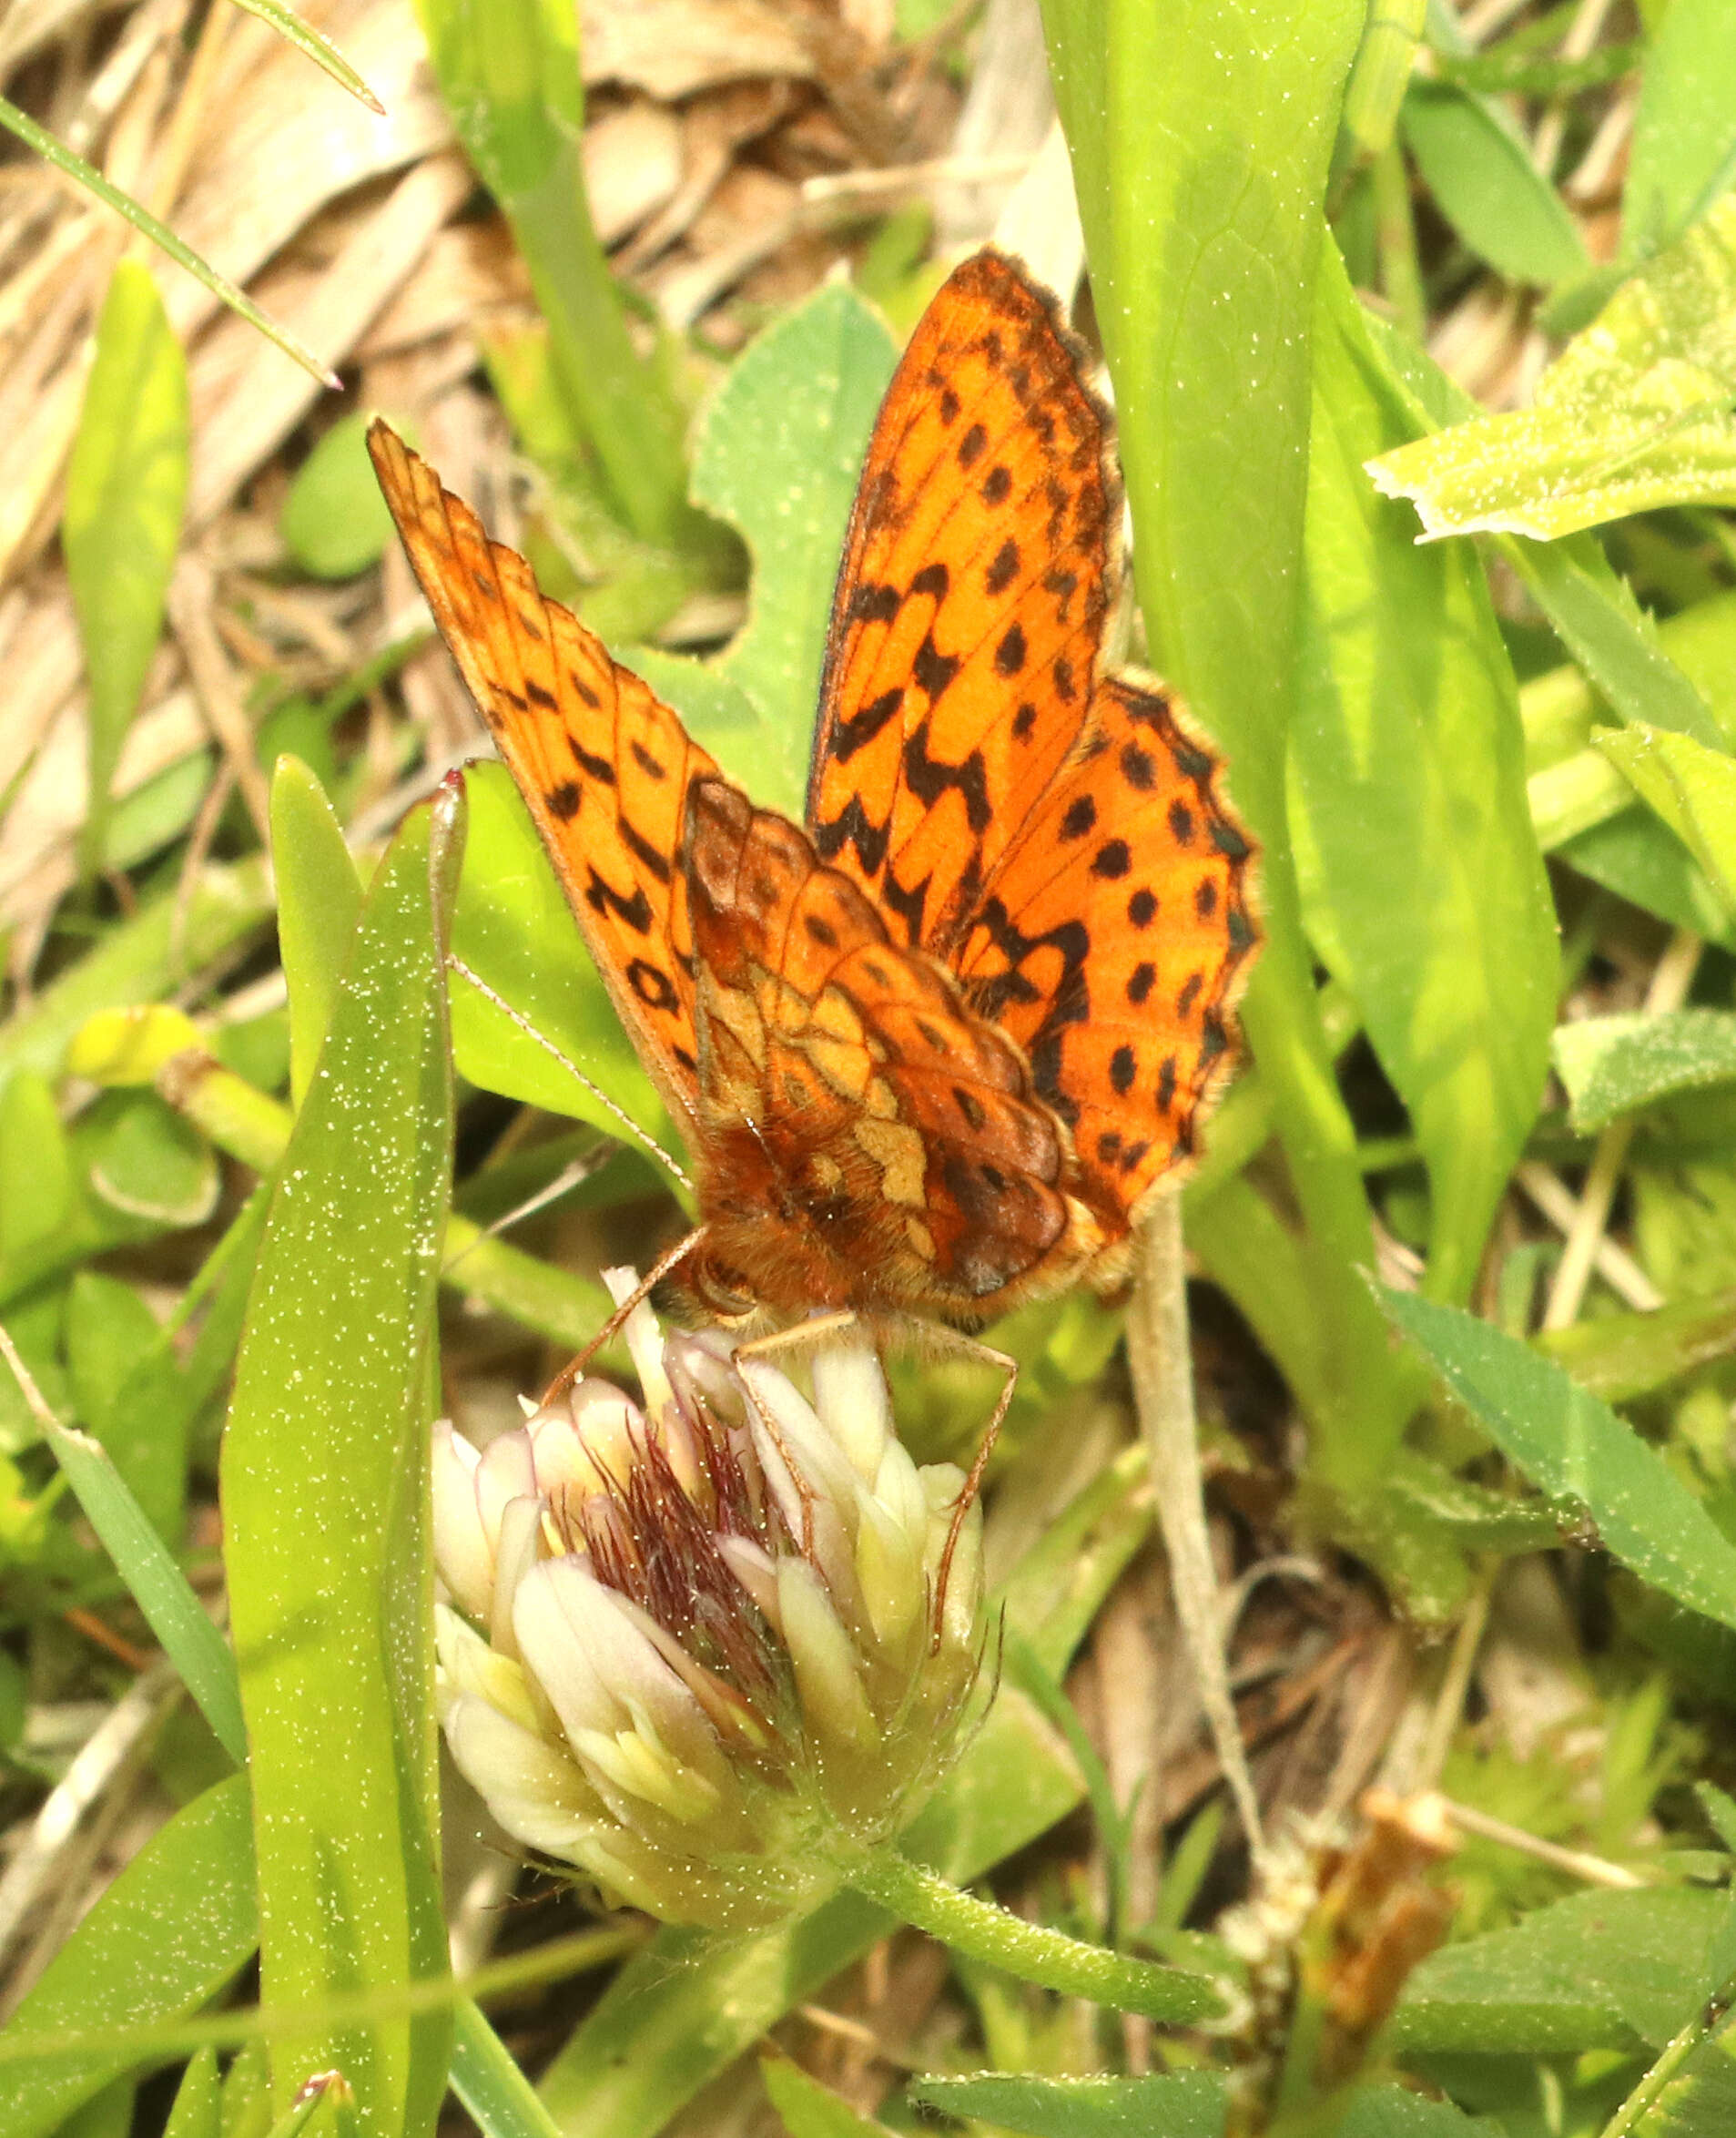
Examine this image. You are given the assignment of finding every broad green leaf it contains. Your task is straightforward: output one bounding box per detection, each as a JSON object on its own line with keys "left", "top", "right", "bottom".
{"left": 1538, "top": 1288, "right": 1736, "bottom": 1401}
{"left": 447, "top": 762, "right": 684, "bottom": 1183}
{"left": 222, "top": 790, "right": 458, "bottom": 2126}
{"left": 908, "top": 2071, "right": 1227, "bottom": 2138}
{"left": 64, "top": 258, "right": 188, "bottom": 880}
{"left": 83, "top": 1090, "right": 219, "bottom": 1227}
{"left": 1597, "top": 722, "right": 1736, "bottom": 912}
{"left": 269, "top": 756, "right": 363, "bottom": 1108}
{"left": 0, "top": 1774, "right": 257, "bottom": 2138}
{"left": 690, "top": 281, "right": 898, "bottom": 816}
{"left": 1623, "top": 0, "right": 1736, "bottom": 262}
{"left": 1379, "top": 1287, "right": 1736, "bottom": 1634}
{"left": 1368, "top": 191, "right": 1736, "bottom": 539}
{"left": 1554, "top": 1009, "right": 1736, "bottom": 1130}
{"left": 760, "top": 2060, "right": 896, "bottom": 2137}
{"left": 1293, "top": 247, "right": 1557, "bottom": 1304}
{"left": 1395, "top": 1886, "right": 1726, "bottom": 2053}
{"left": 1357, "top": 304, "right": 1723, "bottom": 751}
{"left": 1041, "top": 0, "right": 1415, "bottom": 1492}
{"left": 1557, "top": 808, "right": 1736, "bottom": 948}
{"left": 280, "top": 412, "right": 396, "bottom": 579}
{"left": 1401, "top": 81, "right": 1589, "bottom": 288}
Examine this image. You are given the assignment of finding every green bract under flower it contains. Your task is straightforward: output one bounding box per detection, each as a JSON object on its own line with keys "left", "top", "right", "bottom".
{"left": 432, "top": 1271, "right": 987, "bottom": 1928}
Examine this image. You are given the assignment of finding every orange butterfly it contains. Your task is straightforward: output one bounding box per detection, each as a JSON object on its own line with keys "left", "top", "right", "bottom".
{"left": 369, "top": 250, "right": 1256, "bottom": 1339}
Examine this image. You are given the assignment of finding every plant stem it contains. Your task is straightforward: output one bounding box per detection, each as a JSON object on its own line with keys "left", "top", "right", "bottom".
{"left": 1126, "top": 1196, "right": 1266, "bottom": 1867}
{"left": 842, "top": 1848, "right": 1223, "bottom": 2023}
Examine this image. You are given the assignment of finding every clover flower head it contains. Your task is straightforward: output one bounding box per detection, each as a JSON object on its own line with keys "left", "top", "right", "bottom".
{"left": 432, "top": 1271, "right": 986, "bottom": 1927}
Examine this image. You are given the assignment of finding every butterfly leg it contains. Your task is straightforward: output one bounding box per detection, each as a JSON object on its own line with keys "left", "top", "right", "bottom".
{"left": 537, "top": 1226, "right": 710, "bottom": 1407}
{"left": 729, "top": 1314, "right": 866, "bottom": 1557}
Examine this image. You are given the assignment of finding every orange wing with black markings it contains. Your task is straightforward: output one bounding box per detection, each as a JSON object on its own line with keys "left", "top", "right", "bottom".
{"left": 368, "top": 422, "right": 717, "bottom": 1131}
{"left": 806, "top": 249, "right": 1116, "bottom": 956}
{"left": 951, "top": 677, "right": 1258, "bottom": 1233}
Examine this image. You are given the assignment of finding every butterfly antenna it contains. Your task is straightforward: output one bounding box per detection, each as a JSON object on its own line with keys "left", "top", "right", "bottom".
{"left": 445, "top": 953, "right": 694, "bottom": 1194}
{"left": 442, "top": 1150, "right": 613, "bottom": 1273}
{"left": 539, "top": 1225, "right": 710, "bottom": 1406}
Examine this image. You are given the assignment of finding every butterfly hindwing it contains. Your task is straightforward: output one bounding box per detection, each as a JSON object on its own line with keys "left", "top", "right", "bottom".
{"left": 369, "top": 423, "right": 714, "bottom": 1130}
{"left": 806, "top": 249, "right": 1117, "bottom": 959}
{"left": 684, "top": 779, "right": 1078, "bottom": 1317}
{"left": 951, "top": 677, "right": 1257, "bottom": 1231}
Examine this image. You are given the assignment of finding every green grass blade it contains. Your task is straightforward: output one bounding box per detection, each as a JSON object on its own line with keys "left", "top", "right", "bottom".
{"left": 449, "top": 2002, "right": 566, "bottom": 2137}
{"left": 0, "top": 97, "right": 337, "bottom": 390}
{"left": 225, "top": 0, "right": 384, "bottom": 113}
{"left": 222, "top": 786, "right": 461, "bottom": 2126}
{"left": 64, "top": 260, "right": 188, "bottom": 883}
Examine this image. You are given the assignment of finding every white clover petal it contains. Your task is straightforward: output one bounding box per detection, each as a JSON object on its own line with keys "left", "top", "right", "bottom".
{"left": 491, "top": 1494, "right": 544, "bottom": 1659}
{"left": 514, "top": 1559, "right": 726, "bottom": 1784}
{"left": 472, "top": 1428, "right": 540, "bottom": 1550}
{"left": 570, "top": 1719, "right": 724, "bottom": 1827}
{"left": 809, "top": 1339, "right": 891, "bottom": 1481}
{"left": 739, "top": 1359, "right": 859, "bottom": 1603}
{"left": 605, "top": 1266, "right": 675, "bottom": 1420}
{"left": 442, "top": 1692, "right": 603, "bottom": 1856}
{"left": 854, "top": 1494, "right": 924, "bottom": 1652}
{"left": 777, "top": 1557, "right": 876, "bottom": 1749}
{"left": 715, "top": 1534, "right": 780, "bottom": 1627}
{"left": 431, "top": 1422, "right": 494, "bottom": 1623}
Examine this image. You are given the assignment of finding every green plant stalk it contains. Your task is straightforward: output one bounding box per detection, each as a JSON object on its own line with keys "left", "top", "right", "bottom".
{"left": 155, "top": 1048, "right": 615, "bottom": 1347}
{"left": 1373, "top": 140, "right": 1426, "bottom": 342}
{"left": 1597, "top": 1973, "right": 1736, "bottom": 2138}
{"left": 841, "top": 1848, "right": 1223, "bottom": 2023}
{"left": 1041, "top": 0, "right": 1414, "bottom": 1492}
{"left": 411, "top": 0, "right": 695, "bottom": 550}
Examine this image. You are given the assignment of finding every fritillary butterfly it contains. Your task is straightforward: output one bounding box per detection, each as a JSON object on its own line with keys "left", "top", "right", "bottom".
{"left": 368, "top": 249, "right": 1257, "bottom": 1336}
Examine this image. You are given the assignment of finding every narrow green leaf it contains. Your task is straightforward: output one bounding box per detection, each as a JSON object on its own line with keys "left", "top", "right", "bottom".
{"left": 66, "top": 1270, "right": 187, "bottom": 1538}
{"left": 269, "top": 757, "right": 363, "bottom": 1109}
{"left": 1597, "top": 723, "right": 1736, "bottom": 911}
{"left": 1554, "top": 1009, "right": 1736, "bottom": 1130}
{"left": 64, "top": 259, "right": 188, "bottom": 881}
{"left": 689, "top": 282, "right": 898, "bottom": 817}
{"left": 222, "top": 789, "right": 459, "bottom": 2124}
{"left": 0, "top": 859, "right": 273, "bottom": 1091}
{"left": 0, "top": 1775, "right": 257, "bottom": 2138}
{"left": 1294, "top": 247, "right": 1557, "bottom": 1303}
{"left": 449, "top": 2001, "right": 565, "bottom": 2138}
{"left": 1537, "top": 1288, "right": 1736, "bottom": 1403}
{"left": 1395, "top": 1886, "right": 1726, "bottom": 2053}
{"left": 1401, "top": 80, "right": 1589, "bottom": 287}
{"left": 1041, "top": 0, "right": 1416, "bottom": 1491}
{"left": 908, "top": 2071, "right": 1227, "bottom": 2138}
{"left": 1369, "top": 191, "right": 1736, "bottom": 539}
{"left": 759, "top": 2060, "right": 897, "bottom": 2137}
{"left": 1378, "top": 1286, "right": 1736, "bottom": 1634}
{"left": 0, "top": 97, "right": 337, "bottom": 389}
{"left": 163, "top": 2048, "right": 221, "bottom": 2138}
{"left": 1623, "top": 0, "right": 1736, "bottom": 261}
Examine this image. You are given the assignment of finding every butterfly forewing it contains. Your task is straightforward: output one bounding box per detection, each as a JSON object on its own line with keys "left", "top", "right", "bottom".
{"left": 368, "top": 422, "right": 713, "bottom": 1130}
{"left": 953, "top": 677, "right": 1257, "bottom": 1229}
{"left": 807, "top": 250, "right": 1117, "bottom": 956}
